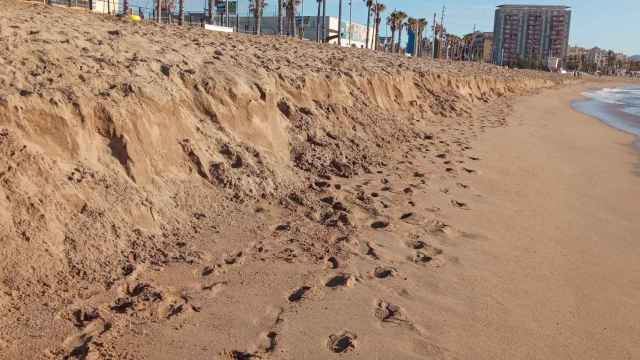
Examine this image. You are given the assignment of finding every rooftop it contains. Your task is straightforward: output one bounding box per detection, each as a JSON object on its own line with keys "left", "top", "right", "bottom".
{"left": 497, "top": 5, "right": 571, "bottom": 10}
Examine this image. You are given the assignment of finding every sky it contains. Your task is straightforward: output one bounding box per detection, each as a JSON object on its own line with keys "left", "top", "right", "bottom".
{"left": 136, "top": 0, "right": 640, "bottom": 55}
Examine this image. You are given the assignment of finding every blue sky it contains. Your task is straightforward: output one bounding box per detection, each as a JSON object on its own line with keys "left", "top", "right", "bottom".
{"left": 145, "top": 0, "right": 639, "bottom": 55}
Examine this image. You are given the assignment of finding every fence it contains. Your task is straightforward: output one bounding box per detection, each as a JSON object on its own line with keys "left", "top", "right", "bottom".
{"left": 44, "top": 0, "right": 305, "bottom": 36}
{"left": 47, "top": 0, "right": 119, "bottom": 14}
{"left": 47, "top": 0, "right": 92, "bottom": 9}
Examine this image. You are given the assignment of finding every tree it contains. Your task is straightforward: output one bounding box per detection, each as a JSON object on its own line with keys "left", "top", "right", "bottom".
{"left": 373, "top": 3, "right": 385, "bottom": 51}
{"left": 396, "top": 22, "right": 404, "bottom": 54}
{"left": 416, "top": 18, "right": 427, "bottom": 57}
{"left": 316, "top": 0, "right": 322, "bottom": 42}
{"left": 322, "top": 0, "right": 327, "bottom": 42}
{"left": 284, "top": 0, "right": 301, "bottom": 37}
{"left": 252, "top": 0, "right": 266, "bottom": 35}
{"left": 364, "top": 0, "right": 373, "bottom": 49}
{"left": 337, "top": 0, "right": 343, "bottom": 46}
{"left": 395, "top": 11, "right": 407, "bottom": 54}
{"left": 123, "top": 0, "right": 129, "bottom": 15}
{"left": 278, "top": 0, "right": 283, "bottom": 35}
{"left": 387, "top": 11, "right": 399, "bottom": 53}
{"left": 208, "top": 0, "right": 214, "bottom": 24}
{"left": 178, "top": 0, "right": 184, "bottom": 25}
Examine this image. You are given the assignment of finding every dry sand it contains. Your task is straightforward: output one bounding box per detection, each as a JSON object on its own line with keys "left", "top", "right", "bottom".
{"left": 1, "top": 1, "right": 639, "bottom": 359}
{"left": 419, "top": 83, "right": 640, "bottom": 359}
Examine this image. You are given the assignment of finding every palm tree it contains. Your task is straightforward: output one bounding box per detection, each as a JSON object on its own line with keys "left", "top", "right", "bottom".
{"left": 316, "top": 0, "right": 322, "bottom": 42}
{"left": 225, "top": 0, "right": 230, "bottom": 26}
{"left": 396, "top": 22, "right": 404, "bottom": 54}
{"left": 416, "top": 18, "right": 427, "bottom": 57}
{"left": 337, "top": 0, "right": 343, "bottom": 46}
{"left": 395, "top": 11, "right": 407, "bottom": 53}
{"left": 284, "top": 0, "right": 301, "bottom": 37}
{"left": 278, "top": 0, "right": 283, "bottom": 35}
{"left": 364, "top": 0, "right": 373, "bottom": 49}
{"left": 321, "top": 0, "right": 327, "bottom": 42}
{"left": 252, "top": 0, "right": 266, "bottom": 35}
{"left": 387, "top": 11, "right": 399, "bottom": 53}
{"left": 208, "top": 0, "right": 213, "bottom": 24}
{"left": 373, "top": 3, "right": 385, "bottom": 51}
{"left": 178, "top": 0, "right": 184, "bottom": 25}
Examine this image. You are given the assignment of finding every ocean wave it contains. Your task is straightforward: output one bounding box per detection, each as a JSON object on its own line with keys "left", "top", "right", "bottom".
{"left": 623, "top": 107, "right": 640, "bottom": 117}
{"left": 582, "top": 87, "right": 640, "bottom": 107}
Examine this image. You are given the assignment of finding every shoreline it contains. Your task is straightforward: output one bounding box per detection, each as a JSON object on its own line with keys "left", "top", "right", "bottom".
{"left": 439, "top": 82, "right": 640, "bottom": 359}
{"left": 571, "top": 83, "right": 640, "bottom": 153}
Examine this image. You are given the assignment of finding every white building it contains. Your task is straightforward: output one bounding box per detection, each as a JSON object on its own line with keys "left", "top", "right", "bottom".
{"left": 48, "top": 0, "right": 122, "bottom": 15}
{"left": 236, "top": 16, "right": 374, "bottom": 49}
{"left": 91, "top": 0, "right": 121, "bottom": 14}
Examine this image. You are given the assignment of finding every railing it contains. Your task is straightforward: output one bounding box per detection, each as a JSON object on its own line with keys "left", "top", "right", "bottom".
{"left": 47, "top": 0, "right": 91, "bottom": 9}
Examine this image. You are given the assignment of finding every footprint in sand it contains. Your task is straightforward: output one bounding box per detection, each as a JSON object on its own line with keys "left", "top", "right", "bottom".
{"left": 413, "top": 252, "right": 434, "bottom": 264}
{"left": 201, "top": 281, "right": 227, "bottom": 298}
{"left": 374, "top": 301, "right": 411, "bottom": 327}
{"left": 65, "top": 307, "right": 100, "bottom": 328}
{"left": 257, "top": 331, "right": 278, "bottom": 353}
{"left": 157, "top": 291, "right": 192, "bottom": 319}
{"left": 325, "top": 273, "right": 354, "bottom": 288}
{"left": 223, "top": 251, "right": 244, "bottom": 265}
{"left": 411, "top": 244, "right": 444, "bottom": 265}
{"left": 364, "top": 242, "right": 380, "bottom": 260}
{"left": 62, "top": 318, "right": 110, "bottom": 359}
{"left": 199, "top": 264, "right": 221, "bottom": 277}
{"left": 400, "top": 212, "right": 414, "bottom": 220}
{"left": 325, "top": 256, "right": 339, "bottom": 269}
{"left": 456, "top": 182, "right": 469, "bottom": 189}
{"left": 288, "top": 286, "right": 311, "bottom": 302}
{"left": 373, "top": 266, "right": 397, "bottom": 279}
{"left": 406, "top": 240, "right": 427, "bottom": 250}
{"left": 450, "top": 200, "right": 470, "bottom": 209}
{"left": 425, "top": 219, "right": 450, "bottom": 235}
{"left": 275, "top": 223, "right": 291, "bottom": 231}
{"left": 371, "top": 220, "right": 389, "bottom": 229}
{"left": 327, "top": 331, "right": 357, "bottom": 353}
{"left": 220, "top": 350, "right": 256, "bottom": 359}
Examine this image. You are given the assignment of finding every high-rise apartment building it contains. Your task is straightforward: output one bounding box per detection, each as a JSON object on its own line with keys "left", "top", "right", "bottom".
{"left": 493, "top": 5, "right": 571, "bottom": 67}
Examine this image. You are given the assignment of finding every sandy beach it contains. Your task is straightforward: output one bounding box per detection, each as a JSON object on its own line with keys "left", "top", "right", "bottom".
{"left": 430, "top": 83, "right": 640, "bottom": 359}
{"left": 1, "top": 2, "right": 640, "bottom": 359}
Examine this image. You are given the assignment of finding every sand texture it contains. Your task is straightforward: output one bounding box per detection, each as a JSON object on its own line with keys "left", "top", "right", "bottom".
{"left": 1, "top": 1, "right": 639, "bottom": 359}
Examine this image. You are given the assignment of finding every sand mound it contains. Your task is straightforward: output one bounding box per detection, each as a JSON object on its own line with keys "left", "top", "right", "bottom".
{"left": 0, "top": 1, "right": 568, "bottom": 357}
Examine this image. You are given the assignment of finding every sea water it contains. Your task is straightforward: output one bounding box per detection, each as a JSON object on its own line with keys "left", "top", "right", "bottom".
{"left": 572, "top": 87, "right": 640, "bottom": 149}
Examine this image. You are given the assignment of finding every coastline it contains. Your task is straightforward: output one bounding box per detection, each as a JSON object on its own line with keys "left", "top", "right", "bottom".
{"left": 434, "top": 82, "right": 640, "bottom": 359}
{"left": 571, "top": 84, "right": 640, "bottom": 153}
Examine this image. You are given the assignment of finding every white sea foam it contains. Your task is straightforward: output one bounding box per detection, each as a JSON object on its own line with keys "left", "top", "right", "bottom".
{"left": 573, "top": 87, "right": 640, "bottom": 138}
{"left": 582, "top": 87, "right": 640, "bottom": 116}
{"left": 623, "top": 107, "right": 640, "bottom": 117}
